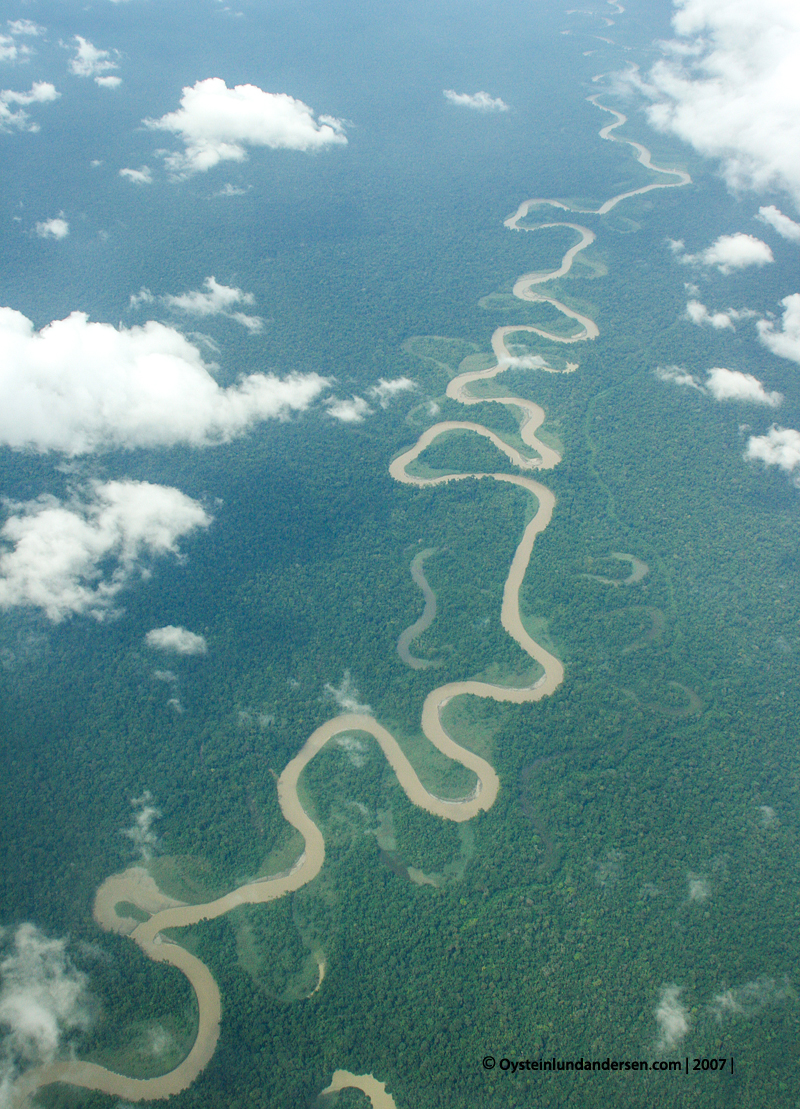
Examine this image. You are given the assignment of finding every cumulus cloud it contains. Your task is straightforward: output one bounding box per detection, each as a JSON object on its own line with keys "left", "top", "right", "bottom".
{"left": 34, "top": 216, "right": 68, "bottom": 240}
{"left": 757, "top": 205, "right": 800, "bottom": 243}
{"left": 706, "top": 368, "right": 782, "bottom": 406}
{"left": 0, "top": 924, "right": 92, "bottom": 1098}
{"left": 654, "top": 985, "right": 690, "bottom": 1051}
{"left": 657, "top": 364, "right": 779, "bottom": 406}
{"left": 68, "top": 37, "right": 119, "bottom": 84}
{"left": 323, "top": 671, "right": 371, "bottom": 714}
{"left": 0, "top": 306, "right": 328, "bottom": 454}
{"left": 0, "top": 82, "right": 58, "bottom": 131}
{"left": 95, "top": 75, "right": 121, "bottom": 90}
{"left": 119, "top": 165, "right": 152, "bottom": 185}
{"left": 159, "top": 276, "right": 264, "bottom": 332}
{"left": 145, "top": 625, "right": 207, "bottom": 655}
{"left": 744, "top": 425, "right": 800, "bottom": 474}
{"left": 0, "top": 480, "right": 212, "bottom": 621}
{"left": 686, "top": 300, "right": 736, "bottom": 329}
{"left": 758, "top": 294, "right": 800, "bottom": 363}
{"left": 121, "top": 791, "right": 161, "bottom": 859}
{"left": 325, "top": 396, "right": 371, "bottom": 423}
{"left": 145, "top": 78, "right": 347, "bottom": 178}
{"left": 443, "top": 89, "right": 509, "bottom": 111}
{"left": 676, "top": 233, "right": 774, "bottom": 274}
{"left": 368, "top": 377, "right": 416, "bottom": 407}
{"left": 633, "top": 0, "right": 800, "bottom": 206}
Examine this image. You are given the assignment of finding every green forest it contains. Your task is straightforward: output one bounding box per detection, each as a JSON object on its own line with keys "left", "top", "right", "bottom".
{"left": 2, "top": 0, "right": 800, "bottom": 1107}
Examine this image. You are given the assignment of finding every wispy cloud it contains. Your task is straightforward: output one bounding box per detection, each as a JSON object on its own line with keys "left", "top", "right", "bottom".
{"left": 443, "top": 89, "right": 509, "bottom": 111}
{"left": 121, "top": 791, "right": 161, "bottom": 859}
{"left": 0, "top": 924, "right": 92, "bottom": 1098}
{"left": 325, "top": 396, "right": 371, "bottom": 423}
{"left": 323, "top": 671, "right": 371, "bottom": 714}
{"left": 710, "top": 976, "right": 794, "bottom": 1021}
{"left": 687, "top": 872, "right": 711, "bottom": 902}
{"left": 757, "top": 205, "right": 800, "bottom": 243}
{"left": 655, "top": 364, "right": 704, "bottom": 391}
{"left": 368, "top": 377, "right": 416, "bottom": 408}
{"left": 145, "top": 78, "right": 347, "bottom": 178}
{"left": 153, "top": 276, "right": 264, "bottom": 332}
{"left": 119, "top": 166, "right": 153, "bottom": 185}
{"left": 7, "top": 20, "right": 44, "bottom": 37}
{"left": 654, "top": 984, "right": 690, "bottom": 1051}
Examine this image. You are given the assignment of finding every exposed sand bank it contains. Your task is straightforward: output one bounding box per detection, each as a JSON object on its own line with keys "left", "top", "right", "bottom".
{"left": 321, "top": 1070, "right": 398, "bottom": 1108}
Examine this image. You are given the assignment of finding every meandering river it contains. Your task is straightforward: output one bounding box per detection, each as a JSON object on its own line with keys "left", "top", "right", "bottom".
{"left": 12, "top": 99, "right": 689, "bottom": 1109}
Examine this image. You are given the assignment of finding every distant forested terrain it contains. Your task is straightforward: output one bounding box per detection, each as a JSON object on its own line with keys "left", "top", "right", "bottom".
{"left": 2, "top": 0, "right": 800, "bottom": 1106}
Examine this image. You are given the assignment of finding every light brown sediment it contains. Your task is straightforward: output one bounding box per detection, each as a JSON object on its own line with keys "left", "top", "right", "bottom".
{"left": 321, "top": 1070, "right": 398, "bottom": 1108}
{"left": 13, "top": 96, "right": 688, "bottom": 1109}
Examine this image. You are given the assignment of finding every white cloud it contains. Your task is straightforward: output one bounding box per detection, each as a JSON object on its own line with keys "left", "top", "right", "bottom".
{"left": 145, "top": 625, "right": 207, "bottom": 655}
{"left": 121, "top": 790, "right": 161, "bottom": 859}
{"left": 654, "top": 985, "right": 690, "bottom": 1051}
{"left": 678, "top": 233, "right": 774, "bottom": 274}
{"left": 633, "top": 0, "right": 800, "bottom": 206}
{"left": 758, "top": 294, "right": 800, "bottom": 363}
{"left": 159, "top": 276, "right": 263, "bottom": 332}
{"left": 0, "top": 34, "right": 32, "bottom": 62}
{"left": 119, "top": 165, "right": 153, "bottom": 185}
{"left": 215, "top": 183, "right": 249, "bottom": 197}
{"left": 7, "top": 20, "right": 43, "bottom": 36}
{"left": 706, "top": 368, "right": 782, "bottom": 406}
{"left": 0, "top": 481, "right": 212, "bottom": 621}
{"left": 35, "top": 216, "right": 68, "bottom": 240}
{"left": 686, "top": 299, "right": 735, "bottom": 329}
{"left": 710, "top": 977, "right": 794, "bottom": 1021}
{"left": 145, "top": 78, "right": 347, "bottom": 178}
{"left": 95, "top": 75, "right": 121, "bottom": 90}
{"left": 757, "top": 205, "right": 800, "bottom": 243}
{"left": 325, "top": 395, "right": 371, "bottom": 423}
{"left": 0, "top": 924, "right": 92, "bottom": 1097}
{"left": 0, "top": 82, "right": 58, "bottom": 131}
{"left": 68, "top": 36, "right": 119, "bottom": 80}
{"left": 655, "top": 364, "right": 704, "bottom": 391}
{"left": 368, "top": 377, "right": 416, "bottom": 407}
{"left": 443, "top": 89, "right": 509, "bottom": 112}
{"left": 323, "top": 671, "right": 371, "bottom": 714}
{"left": 657, "top": 364, "right": 780, "bottom": 406}
{"left": 687, "top": 872, "right": 711, "bottom": 902}
{"left": 744, "top": 425, "right": 800, "bottom": 474}
{"left": 0, "top": 306, "right": 329, "bottom": 454}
